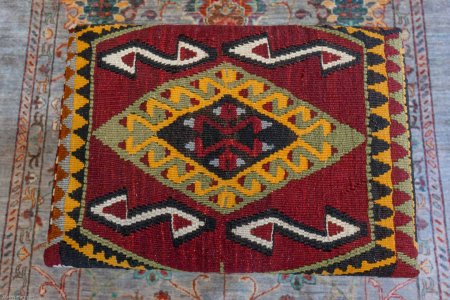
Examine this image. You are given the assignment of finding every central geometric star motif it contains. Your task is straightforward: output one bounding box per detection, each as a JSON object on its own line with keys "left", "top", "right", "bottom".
{"left": 94, "top": 63, "right": 365, "bottom": 213}
{"left": 157, "top": 95, "right": 297, "bottom": 179}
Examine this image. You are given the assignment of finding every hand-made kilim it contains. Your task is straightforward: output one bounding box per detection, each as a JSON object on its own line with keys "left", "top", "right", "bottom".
{"left": 44, "top": 25, "right": 418, "bottom": 277}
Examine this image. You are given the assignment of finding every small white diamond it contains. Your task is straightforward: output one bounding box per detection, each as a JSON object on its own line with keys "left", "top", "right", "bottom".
{"left": 212, "top": 107, "right": 222, "bottom": 116}
{"left": 261, "top": 120, "right": 272, "bottom": 129}
{"left": 237, "top": 108, "right": 246, "bottom": 115}
{"left": 262, "top": 142, "right": 275, "bottom": 152}
{"left": 185, "top": 141, "right": 195, "bottom": 151}
{"left": 209, "top": 158, "right": 219, "bottom": 167}
{"left": 236, "top": 158, "right": 245, "bottom": 167}
{"left": 183, "top": 118, "right": 195, "bottom": 128}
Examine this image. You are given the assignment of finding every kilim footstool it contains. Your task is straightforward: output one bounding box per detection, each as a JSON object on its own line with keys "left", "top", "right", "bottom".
{"left": 45, "top": 25, "right": 418, "bottom": 277}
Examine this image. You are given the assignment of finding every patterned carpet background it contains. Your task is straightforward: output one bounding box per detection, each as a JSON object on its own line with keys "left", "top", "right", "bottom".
{"left": 0, "top": 0, "right": 448, "bottom": 299}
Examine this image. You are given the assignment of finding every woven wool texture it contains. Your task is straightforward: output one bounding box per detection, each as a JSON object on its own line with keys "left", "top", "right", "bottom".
{"left": 44, "top": 25, "right": 418, "bottom": 277}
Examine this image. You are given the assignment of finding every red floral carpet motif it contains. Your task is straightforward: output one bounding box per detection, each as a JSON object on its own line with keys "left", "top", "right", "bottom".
{"left": 44, "top": 25, "right": 418, "bottom": 277}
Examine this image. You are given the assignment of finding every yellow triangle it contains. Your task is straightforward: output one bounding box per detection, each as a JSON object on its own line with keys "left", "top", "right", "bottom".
{"left": 73, "top": 94, "right": 89, "bottom": 110}
{"left": 76, "top": 39, "right": 90, "bottom": 53}
{"left": 367, "top": 43, "right": 385, "bottom": 55}
{"left": 373, "top": 147, "right": 392, "bottom": 165}
{"left": 67, "top": 177, "right": 81, "bottom": 193}
{"left": 74, "top": 75, "right": 89, "bottom": 90}
{"left": 376, "top": 235, "right": 396, "bottom": 251}
{"left": 375, "top": 211, "right": 395, "bottom": 226}
{"left": 371, "top": 102, "right": 390, "bottom": 120}
{"left": 369, "top": 82, "right": 389, "bottom": 98}
{"left": 368, "top": 63, "right": 386, "bottom": 73}
{"left": 373, "top": 169, "right": 392, "bottom": 187}
{"left": 65, "top": 195, "right": 81, "bottom": 211}
{"left": 345, "top": 27, "right": 359, "bottom": 34}
{"left": 362, "top": 29, "right": 383, "bottom": 40}
{"left": 372, "top": 126, "right": 391, "bottom": 142}
{"left": 91, "top": 25, "right": 110, "bottom": 34}
{"left": 69, "top": 156, "right": 84, "bottom": 174}
{"left": 72, "top": 113, "right": 88, "bottom": 130}
{"left": 64, "top": 216, "right": 77, "bottom": 231}
{"left": 374, "top": 195, "right": 394, "bottom": 211}
{"left": 70, "top": 134, "right": 85, "bottom": 152}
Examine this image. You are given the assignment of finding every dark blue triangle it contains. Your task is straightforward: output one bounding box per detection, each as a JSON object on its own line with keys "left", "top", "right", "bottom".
{"left": 371, "top": 180, "right": 392, "bottom": 200}
{"left": 374, "top": 225, "right": 394, "bottom": 240}
{"left": 368, "top": 70, "right": 387, "bottom": 84}
{"left": 367, "top": 53, "right": 385, "bottom": 66}
{"left": 369, "top": 114, "right": 389, "bottom": 132}
{"left": 373, "top": 204, "right": 394, "bottom": 221}
{"left": 368, "top": 90, "right": 388, "bottom": 108}
{"left": 371, "top": 137, "right": 389, "bottom": 155}
{"left": 371, "top": 159, "right": 391, "bottom": 177}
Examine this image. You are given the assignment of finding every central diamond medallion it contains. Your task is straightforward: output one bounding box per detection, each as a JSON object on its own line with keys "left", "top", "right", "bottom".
{"left": 94, "top": 63, "right": 364, "bottom": 213}
{"left": 157, "top": 95, "right": 297, "bottom": 179}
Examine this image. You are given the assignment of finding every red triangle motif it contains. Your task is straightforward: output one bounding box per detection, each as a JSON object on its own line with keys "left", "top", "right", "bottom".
{"left": 385, "top": 44, "right": 400, "bottom": 56}
{"left": 252, "top": 43, "right": 270, "bottom": 58}
{"left": 103, "top": 200, "right": 127, "bottom": 219}
{"left": 327, "top": 221, "right": 344, "bottom": 236}
{"left": 250, "top": 223, "right": 273, "bottom": 241}
{"left": 392, "top": 189, "right": 411, "bottom": 207}
{"left": 172, "top": 214, "right": 193, "bottom": 231}
{"left": 262, "top": 101, "right": 273, "bottom": 112}
{"left": 322, "top": 51, "right": 341, "bottom": 64}
{"left": 388, "top": 77, "right": 402, "bottom": 92}
{"left": 391, "top": 166, "right": 410, "bottom": 185}
{"left": 389, "top": 98, "right": 404, "bottom": 115}
{"left": 394, "top": 211, "right": 411, "bottom": 227}
{"left": 180, "top": 47, "right": 197, "bottom": 61}
{"left": 390, "top": 120, "right": 407, "bottom": 137}
{"left": 390, "top": 142, "right": 408, "bottom": 162}
{"left": 122, "top": 52, "right": 135, "bottom": 67}
{"left": 386, "top": 60, "right": 401, "bottom": 73}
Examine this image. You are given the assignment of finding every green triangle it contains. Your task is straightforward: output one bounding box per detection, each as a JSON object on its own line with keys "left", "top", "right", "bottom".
{"left": 389, "top": 71, "right": 403, "bottom": 87}
{"left": 397, "top": 252, "right": 418, "bottom": 268}
{"left": 387, "top": 37, "right": 402, "bottom": 51}
{"left": 395, "top": 200, "right": 415, "bottom": 217}
{"left": 129, "top": 119, "right": 154, "bottom": 147}
{"left": 398, "top": 220, "right": 416, "bottom": 239}
{"left": 392, "top": 110, "right": 408, "bottom": 125}
{"left": 390, "top": 90, "right": 404, "bottom": 105}
{"left": 327, "top": 123, "right": 365, "bottom": 156}
{"left": 394, "top": 180, "right": 414, "bottom": 194}
{"left": 301, "top": 123, "right": 326, "bottom": 152}
{"left": 392, "top": 133, "right": 410, "bottom": 150}
{"left": 389, "top": 54, "right": 402, "bottom": 65}
{"left": 394, "top": 156, "right": 412, "bottom": 173}
{"left": 93, "top": 114, "right": 130, "bottom": 152}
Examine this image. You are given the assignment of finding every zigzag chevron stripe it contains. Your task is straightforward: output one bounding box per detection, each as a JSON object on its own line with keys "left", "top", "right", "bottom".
{"left": 48, "top": 25, "right": 138, "bottom": 270}
{"left": 318, "top": 26, "right": 397, "bottom": 276}
{"left": 47, "top": 33, "right": 77, "bottom": 245}
{"left": 364, "top": 31, "right": 396, "bottom": 262}
{"left": 65, "top": 25, "right": 129, "bottom": 231}
{"left": 351, "top": 27, "right": 396, "bottom": 272}
{"left": 63, "top": 27, "right": 91, "bottom": 236}
{"left": 385, "top": 31, "right": 418, "bottom": 275}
